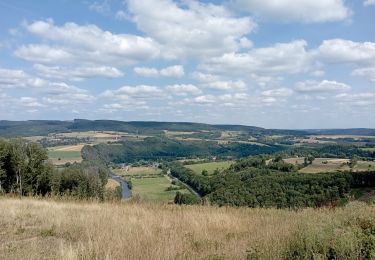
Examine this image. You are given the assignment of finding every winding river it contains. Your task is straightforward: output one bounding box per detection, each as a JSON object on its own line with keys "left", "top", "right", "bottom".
{"left": 110, "top": 171, "right": 131, "bottom": 199}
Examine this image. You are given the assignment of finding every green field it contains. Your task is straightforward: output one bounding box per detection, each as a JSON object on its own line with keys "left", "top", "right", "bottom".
{"left": 131, "top": 176, "right": 190, "bottom": 202}
{"left": 47, "top": 151, "right": 82, "bottom": 159}
{"left": 185, "top": 161, "right": 233, "bottom": 175}
{"left": 113, "top": 166, "right": 162, "bottom": 178}
{"left": 361, "top": 147, "right": 375, "bottom": 152}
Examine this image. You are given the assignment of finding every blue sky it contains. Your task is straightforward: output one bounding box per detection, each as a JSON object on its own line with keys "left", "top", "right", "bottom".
{"left": 0, "top": 0, "right": 374, "bottom": 129}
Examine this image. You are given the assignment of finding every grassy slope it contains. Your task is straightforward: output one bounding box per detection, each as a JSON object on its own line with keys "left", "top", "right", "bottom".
{"left": 0, "top": 198, "right": 374, "bottom": 260}
{"left": 185, "top": 161, "right": 233, "bottom": 175}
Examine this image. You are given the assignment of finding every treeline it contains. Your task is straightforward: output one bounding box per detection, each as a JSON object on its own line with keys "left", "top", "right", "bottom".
{"left": 82, "top": 137, "right": 284, "bottom": 163}
{"left": 168, "top": 156, "right": 375, "bottom": 208}
{"left": 0, "top": 139, "right": 112, "bottom": 200}
{"left": 285, "top": 144, "right": 375, "bottom": 159}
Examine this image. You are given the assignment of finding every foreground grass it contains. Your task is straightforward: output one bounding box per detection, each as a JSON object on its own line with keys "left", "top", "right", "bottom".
{"left": 0, "top": 198, "right": 374, "bottom": 260}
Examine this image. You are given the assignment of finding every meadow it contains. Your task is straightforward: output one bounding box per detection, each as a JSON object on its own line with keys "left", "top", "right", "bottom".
{"left": 113, "top": 166, "right": 162, "bottom": 178}
{"left": 47, "top": 145, "right": 83, "bottom": 165}
{"left": 298, "top": 158, "right": 375, "bottom": 173}
{"left": 0, "top": 198, "right": 373, "bottom": 260}
{"left": 131, "top": 176, "right": 190, "bottom": 202}
{"left": 185, "top": 161, "right": 233, "bottom": 175}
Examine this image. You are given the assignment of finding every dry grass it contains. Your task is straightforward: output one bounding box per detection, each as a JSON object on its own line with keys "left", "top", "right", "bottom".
{"left": 105, "top": 179, "right": 120, "bottom": 190}
{"left": 49, "top": 145, "right": 85, "bottom": 152}
{"left": 0, "top": 198, "right": 374, "bottom": 260}
{"left": 299, "top": 158, "right": 351, "bottom": 173}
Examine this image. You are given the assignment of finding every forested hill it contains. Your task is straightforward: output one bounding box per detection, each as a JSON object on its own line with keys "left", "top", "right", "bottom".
{"left": 0, "top": 119, "right": 306, "bottom": 137}
{"left": 305, "top": 128, "right": 375, "bottom": 136}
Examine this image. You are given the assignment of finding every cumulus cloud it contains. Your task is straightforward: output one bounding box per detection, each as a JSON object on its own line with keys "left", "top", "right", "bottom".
{"left": 200, "top": 40, "right": 312, "bottom": 77}
{"left": 134, "top": 65, "right": 184, "bottom": 78}
{"left": 261, "top": 88, "right": 293, "bottom": 97}
{"left": 232, "top": 0, "right": 350, "bottom": 23}
{"left": 15, "top": 20, "right": 160, "bottom": 67}
{"left": 204, "top": 80, "right": 247, "bottom": 91}
{"left": 295, "top": 80, "right": 351, "bottom": 93}
{"left": 192, "top": 93, "right": 248, "bottom": 106}
{"left": 166, "top": 84, "right": 202, "bottom": 96}
{"left": 352, "top": 67, "right": 375, "bottom": 82}
{"left": 127, "top": 0, "right": 255, "bottom": 59}
{"left": 336, "top": 92, "right": 375, "bottom": 106}
{"left": 317, "top": 39, "right": 375, "bottom": 65}
{"left": 160, "top": 65, "right": 184, "bottom": 77}
{"left": 0, "top": 68, "right": 45, "bottom": 88}
{"left": 101, "top": 85, "right": 164, "bottom": 99}
{"left": 19, "top": 97, "right": 45, "bottom": 108}
{"left": 33, "top": 64, "right": 123, "bottom": 80}
{"left": 42, "top": 82, "right": 95, "bottom": 105}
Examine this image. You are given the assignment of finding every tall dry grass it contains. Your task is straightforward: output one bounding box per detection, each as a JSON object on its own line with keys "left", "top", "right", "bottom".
{"left": 0, "top": 197, "right": 374, "bottom": 260}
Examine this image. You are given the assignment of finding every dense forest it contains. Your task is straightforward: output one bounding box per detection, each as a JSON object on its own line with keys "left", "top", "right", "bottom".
{"left": 0, "top": 139, "right": 112, "bottom": 200}
{"left": 168, "top": 156, "right": 375, "bottom": 208}
{"left": 0, "top": 119, "right": 317, "bottom": 137}
{"left": 82, "top": 137, "right": 285, "bottom": 163}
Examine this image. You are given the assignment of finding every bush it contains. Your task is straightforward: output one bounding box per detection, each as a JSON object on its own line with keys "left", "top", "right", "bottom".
{"left": 174, "top": 191, "right": 200, "bottom": 205}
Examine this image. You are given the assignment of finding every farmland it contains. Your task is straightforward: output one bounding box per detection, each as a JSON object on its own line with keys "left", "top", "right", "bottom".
{"left": 113, "top": 166, "right": 162, "bottom": 178}
{"left": 298, "top": 158, "right": 350, "bottom": 173}
{"left": 185, "top": 161, "right": 233, "bottom": 175}
{"left": 47, "top": 145, "right": 83, "bottom": 165}
{"left": 131, "top": 176, "right": 190, "bottom": 202}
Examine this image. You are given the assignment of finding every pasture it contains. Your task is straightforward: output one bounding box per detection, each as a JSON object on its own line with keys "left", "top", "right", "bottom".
{"left": 185, "top": 161, "right": 233, "bottom": 175}
{"left": 299, "top": 158, "right": 350, "bottom": 173}
{"left": 131, "top": 176, "right": 189, "bottom": 202}
{"left": 47, "top": 145, "right": 83, "bottom": 165}
{"left": 113, "top": 166, "right": 162, "bottom": 178}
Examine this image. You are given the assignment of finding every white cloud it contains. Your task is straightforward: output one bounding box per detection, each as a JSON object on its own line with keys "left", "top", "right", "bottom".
{"left": 0, "top": 68, "right": 45, "bottom": 88}
{"left": 16, "top": 20, "right": 160, "bottom": 67}
{"left": 166, "top": 84, "right": 202, "bottom": 96}
{"left": 160, "top": 65, "right": 184, "bottom": 78}
{"left": 336, "top": 92, "right": 375, "bottom": 106}
{"left": 33, "top": 64, "right": 123, "bottom": 80}
{"left": 101, "top": 85, "right": 164, "bottom": 99}
{"left": 134, "top": 65, "right": 184, "bottom": 78}
{"left": 204, "top": 80, "right": 247, "bottom": 91}
{"left": 127, "top": 0, "right": 255, "bottom": 59}
{"left": 317, "top": 39, "right": 375, "bottom": 65}
{"left": 364, "top": 0, "right": 375, "bottom": 6}
{"left": 19, "top": 97, "right": 44, "bottom": 108}
{"left": 232, "top": 0, "right": 350, "bottom": 23}
{"left": 352, "top": 67, "right": 375, "bottom": 82}
{"left": 295, "top": 80, "right": 351, "bottom": 93}
{"left": 89, "top": 0, "right": 111, "bottom": 15}
{"left": 134, "top": 67, "right": 159, "bottom": 77}
{"left": 42, "top": 82, "right": 95, "bottom": 105}
{"left": 200, "top": 40, "right": 312, "bottom": 77}
{"left": 261, "top": 88, "right": 293, "bottom": 97}
{"left": 192, "top": 93, "right": 248, "bottom": 105}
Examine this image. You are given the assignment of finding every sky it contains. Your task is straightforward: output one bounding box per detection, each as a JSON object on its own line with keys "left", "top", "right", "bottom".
{"left": 0, "top": 0, "right": 374, "bottom": 129}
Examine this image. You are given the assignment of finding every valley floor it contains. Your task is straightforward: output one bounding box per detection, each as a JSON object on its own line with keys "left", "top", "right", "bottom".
{"left": 0, "top": 198, "right": 374, "bottom": 259}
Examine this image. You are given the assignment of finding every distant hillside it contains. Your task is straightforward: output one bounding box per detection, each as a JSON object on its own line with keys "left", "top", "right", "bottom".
{"left": 306, "top": 128, "right": 375, "bottom": 136}
{"left": 0, "top": 119, "right": 306, "bottom": 137}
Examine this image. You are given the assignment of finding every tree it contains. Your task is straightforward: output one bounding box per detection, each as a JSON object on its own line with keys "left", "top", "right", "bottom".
{"left": 349, "top": 155, "right": 359, "bottom": 169}
{"left": 10, "top": 140, "right": 28, "bottom": 196}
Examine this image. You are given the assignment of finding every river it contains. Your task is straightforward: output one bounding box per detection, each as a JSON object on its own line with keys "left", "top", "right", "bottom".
{"left": 110, "top": 171, "right": 131, "bottom": 199}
